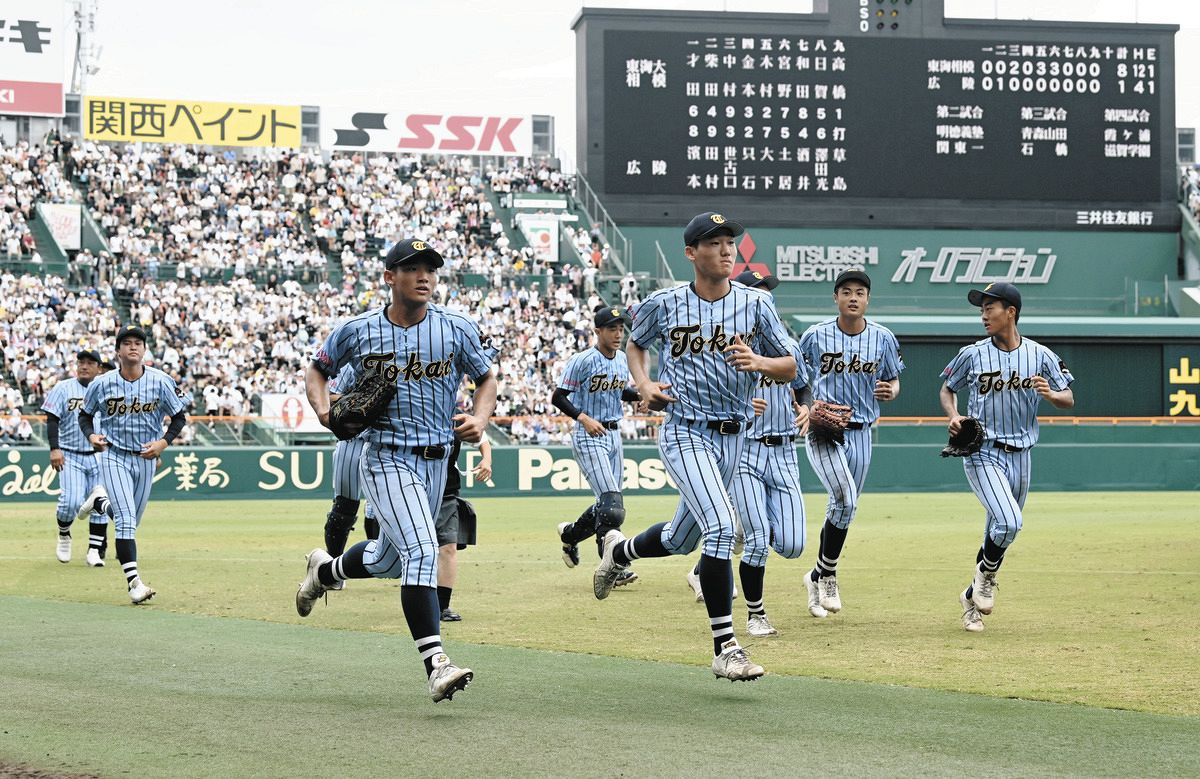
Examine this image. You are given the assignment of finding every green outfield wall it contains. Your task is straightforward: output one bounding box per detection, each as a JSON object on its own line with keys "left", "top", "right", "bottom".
{"left": 3, "top": 425, "right": 1196, "bottom": 502}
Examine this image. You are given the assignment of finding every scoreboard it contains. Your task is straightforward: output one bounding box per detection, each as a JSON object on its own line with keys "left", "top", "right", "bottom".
{"left": 573, "top": 2, "right": 1179, "bottom": 231}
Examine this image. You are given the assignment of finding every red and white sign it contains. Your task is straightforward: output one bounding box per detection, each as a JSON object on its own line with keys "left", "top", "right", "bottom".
{"left": 0, "top": 1, "right": 67, "bottom": 116}
{"left": 261, "top": 393, "right": 329, "bottom": 434}
{"left": 322, "top": 109, "right": 532, "bottom": 156}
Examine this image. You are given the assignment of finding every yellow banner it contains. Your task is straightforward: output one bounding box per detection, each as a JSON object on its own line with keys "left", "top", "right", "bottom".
{"left": 84, "top": 96, "right": 301, "bottom": 148}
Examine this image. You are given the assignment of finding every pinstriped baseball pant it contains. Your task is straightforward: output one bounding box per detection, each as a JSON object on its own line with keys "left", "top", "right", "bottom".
{"left": 805, "top": 426, "right": 872, "bottom": 530}
{"left": 729, "top": 439, "right": 806, "bottom": 567}
{"left": 55, "top": 451, "right": 101, "bottom": 525}
{"left": 963, "top": 446, "right": 1031, "bottom": 548}
{"left": 657, "top": 423, "right": 744, "bottom": 560}
{"left": 358, "top": 442, "right": 448, "bottom": 588}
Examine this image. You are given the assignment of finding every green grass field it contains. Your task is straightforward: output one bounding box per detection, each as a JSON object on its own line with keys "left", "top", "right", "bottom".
{"left": 2, "top": 493, "right": 1198, "bottom": 777}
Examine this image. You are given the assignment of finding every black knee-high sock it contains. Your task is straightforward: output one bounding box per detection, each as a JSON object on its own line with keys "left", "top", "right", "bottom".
{"left": 698, "top": 555, "right": 735, "bottom": 654}
{"left": 115, "top": 538, "right": 138, "bottom": 584}
{"left": 980, "top": 536, "right": 1007, "bottom": 573}
{"left": 400, "top": 585, "right": 443, "bottom": 675}
{"left": 363, "top": 515, "right": 379, "bottom": 540}
{"left": 88, "top": 522, "right": 107, "bottom": 551}
{"left": 813, "top": 521, "right": 849, "bottom": 579}
{"left": 740, "top": 561, "right": 766, "bottom": 616}
{"left": 57, "top": 520, "right": 72, "bottom": 537}
{"left": 612, "top": 522, "right": 669, "bottom": 567}
{"left": 438, "top": 585, "right": 453, "bottom": 611}
{"left": 318, "top": 540, "right": 370, "bottom": 586}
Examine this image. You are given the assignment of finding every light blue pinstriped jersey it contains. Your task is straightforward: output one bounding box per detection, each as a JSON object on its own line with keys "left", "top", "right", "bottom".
{"left": 630, "top": 282, "right": 794, "bottom": 423}
{"left": 313, "top": 304, "right": 495, "bottom": 447}
{"left": 798, "top": 318, "right": 904, "bottom": 425}
{"left": 558, "top": 347, "right": 630, "bottom": 423}
{"left": 82, "top": 366, "right": 186, "bottom": 452}
{"left": 328, "top": 363, "right": 359, "bottom": 394}
{"left": 41, "top": 377, "right": 93, "bottom": 452}
{"left": 941, "top": 336, "right": 1074, "bottom": 449}
{"left": 748, "top": 341, "right": 809, "bottom": 438}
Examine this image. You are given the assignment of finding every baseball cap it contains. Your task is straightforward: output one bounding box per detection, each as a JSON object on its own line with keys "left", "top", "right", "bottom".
{"left": 593, "top": 305, "right": 631, "bottom": 328}
{"left": 100, "top": 359, "right": 116, "bottom": 371}
{"left": 115, "top": 324, "right": 148, "bottom": 346}
{"left": 684, "top": 212, "right": 744, "bottom": 245}
{"left": 834, "top": 269, "right": 871, "bottom": 291}
{"left": 734, "top": 269, "right": 780, "bottom": 291}
{"left": 384, "top": 238, "right": 444, "bottom": 269}
{"left": 76, "top": 349, "right": 102, "bottom": 364}
{"left": 967, "top": 281, "right": 1022, "bottom": 312}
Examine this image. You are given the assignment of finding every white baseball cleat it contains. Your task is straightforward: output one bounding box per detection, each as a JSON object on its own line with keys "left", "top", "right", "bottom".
{"left": 128, "top": 577, "right": 156, "bottom": 605}
{"left": 295, "top": 548, "right": 332, "bottom": 617}
{"left": 685, "top": 567, "right": 705, "bottom": 602}
{"left": 75, "top": 484, "right": 107, "bottom": 522}
{"left": 803, "top": 571, "right": 829, "bottom": 618}
{"left": 56, "top": 534, "right": 72, "bottom": 563}
{"left": 818, "top": 574, "right": 842, "bottom": 613}
{"left": 556, "top": 522, "right": 580, "bottom": 568}
{"left": 712, "top": 640, "right": 764, "bottom": 682}
{"left": 960, "top": 588, "right": 985, "bottom": 632}
{"left": 592, "top": 530, "right": 628, "bottom": 600}
{"left": 428, "top": 653, "right": 473, "bottom": 702}
{"left": 85, "top": 548, "right": 105, "bottom": 567}
{"left": 747, "top": 614, "right": 779, "bottom": 637}
{"left": 971, "top": 565, "right": 997, "bottom": 615}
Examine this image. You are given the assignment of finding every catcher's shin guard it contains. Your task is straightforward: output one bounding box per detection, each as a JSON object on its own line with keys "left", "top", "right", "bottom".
{"left": 324, "top": 497, "right": 361, "bottom": 556}
{"left": 593, "top": 491, "right": 627, "bottom": 556}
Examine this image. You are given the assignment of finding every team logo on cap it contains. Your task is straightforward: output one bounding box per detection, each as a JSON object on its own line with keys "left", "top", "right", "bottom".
{"left": 711, "top": 214, "right": 726, "bottom": 224}
{"left": 752, "top": 272, "right": 763, "bottom": 280}
{"left": 412, "top": 240, "right": 428, "bottom": 251}
{"left": 611, "top": 308, "right": 620, "bottom": 317}
{"left": 984, "top": 282, "right": 995, "bottom": 291}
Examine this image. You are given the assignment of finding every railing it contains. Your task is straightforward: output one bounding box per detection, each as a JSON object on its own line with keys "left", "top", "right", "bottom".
{"left": 653, "top": 240, "right": 677, "bottom": 285}
{"left": 572, "top": 171, "right": 631, "bottom": 275}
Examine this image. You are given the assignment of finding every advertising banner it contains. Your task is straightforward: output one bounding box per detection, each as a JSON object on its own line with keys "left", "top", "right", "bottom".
{"left": 517, "top": 214, "right": 560, "bottom": 263}
{"left": 84, "top": 96, "right": 301, "bottom": 148}
{"left": 322, "top": 108, "right": 531, "bottom": 155}
{"left": 39, "top": 203, "right": 80, "bottom": 250}
{"left": 260, "top": 393, "right": 327, "bottom": 433}
{"left": 0, "top": 0, "right": 67, "bottom": 116}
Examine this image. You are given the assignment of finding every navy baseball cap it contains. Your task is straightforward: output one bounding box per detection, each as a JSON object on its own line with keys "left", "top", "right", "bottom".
{"left": 684, "top": 212, "right": 744, "bottom": 245}
{"left": 115, "top": 324, "right": 148, "bottom": 346}
{"left": 968, "top": 282, "right": 1022, "bottom": 312}
{"left": 100, "top": 359, "right": 116, "bottom": 371}
{"left": 594, "top": 305, "right": 631, "bottom": 328}
{"left": 734, "top": 270, "right": 779, "bottom": 291}
{"left": 384, "top": 238, "right": 444, "bottom": 269}
{"left": 76, "top": 349, "right": 102, "bottom": 364}
{"left": 834, "top": 269, "right": 871, "bottom": 291}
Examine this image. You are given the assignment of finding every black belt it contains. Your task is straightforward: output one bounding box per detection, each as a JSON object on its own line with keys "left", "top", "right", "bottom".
{"left": 846, "top": 422, "right": 867, "bottom": 431}
{"left": 111, "top": 446, "right": 143, "bottom": 456}
{"left": 600, "top": 420, "right": 619, "bottom": 430}
{"left": 992, "top": 441, "right": 1025, "bottom": 453}
{"left": 67, "top": 449, "right": 96, "bottom": 455}
{"left": 380, "top": 443, "right": 448, "bottom": 459}
{"left": 756, "top": 435, "right": 795, "bottom": 446}
{"left": 705, "top": 420, "right": 742, "bottom": 435}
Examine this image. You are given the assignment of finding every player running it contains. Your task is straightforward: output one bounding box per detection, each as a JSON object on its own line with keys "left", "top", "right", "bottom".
{"left": 939, "top": 282, "right": 1074, "bottom": 632}
{"left": 592, "top": 212, "right": 797, "bottom": 682}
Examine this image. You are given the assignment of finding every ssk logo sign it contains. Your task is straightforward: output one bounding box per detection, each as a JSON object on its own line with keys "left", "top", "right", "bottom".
{"left": 323, "top": 109, "right": 532, "bottom": 156}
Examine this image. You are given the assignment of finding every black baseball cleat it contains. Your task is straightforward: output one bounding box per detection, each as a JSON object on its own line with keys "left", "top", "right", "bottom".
{"left": 440, "top": 608, "right": 462, "bottom": 622}
{"left": 557, "top": 522, "right": 580, "bottom": 568}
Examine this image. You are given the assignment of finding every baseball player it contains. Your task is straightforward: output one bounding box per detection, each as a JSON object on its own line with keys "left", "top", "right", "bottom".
{"left": 592, "top": 212, "right": 797, "bottom": 682}
{"left": 42, "top": 348, "right": 111, "bottom": 567}
{"left": 79, "top": 326, "right": 189, "bottom": 604}
{"left": 436, "top": 435, "right": 492, "bottom": 622}
{"left": 939, "top": 282, "right": 1074, "bottom": 632}
{"left": 322, "top": 362, "right": 380, "bottom": 575}
{"left": 799, "top": 270, "right": 904, "bottom": 617}
{"left": 296, "top": 238, "right": 497, "bottom": 703}
{"left": 553, "top": 304, "right": 641, "bottom": 586}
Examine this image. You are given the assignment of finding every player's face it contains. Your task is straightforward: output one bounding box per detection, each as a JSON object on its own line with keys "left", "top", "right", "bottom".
{"left": 979, "top": 299, "right": 1014, "bottom": 335}
{"left": 835, "top": 284, "right": 869, "bottom": 319}
{"left": 117, "top": 337, "right": 145, "bottom": 364}
{"left": 596, "top": 323, "right": 625, "bottom": 353}
{"left": 685, "top": 235, "right": 738, "bottom": 281}
{"left": 76, "top": 358, "right": 99, "bottom": 382}
{"left": 386, "top": 260, "right": 438, "bottom": 306}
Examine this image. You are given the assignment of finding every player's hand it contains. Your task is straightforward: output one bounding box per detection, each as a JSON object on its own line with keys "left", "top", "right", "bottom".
{"left": 1030, "top": 375, "right": 1053, "bottom": 399}
{"left": 947, "top": 414, "right": 966, "bottom": 435}
{"left": 638, "top": 381, "right": 676, "bottom": 411}
{"left": 88, "top": 433, "right": 109, "bottom": 452}
{"left": 793, "top": 402, "right": 810, "bottom": 435}
{"left": 751, "top": 397, "right": 768, "bottom": 417}
{"left": 722, "top": 335, "right": 761, "bottom": 373}
{"left": 140, "top": 439, "right": 168, "bottom": 459}
{"left": 579, "top": 414, "right": 606, "bottom": 437}
{"left": 873, "top": 380, "right": 896, "bottom": 401}
{"left": 50, "top": 449, "right": 65, "bottom": 471}
{"left": 453, "top": 413, "right": 487, "bottom": 443}
{"left": 473, "top": 459, "right": 493, "bottom": 482}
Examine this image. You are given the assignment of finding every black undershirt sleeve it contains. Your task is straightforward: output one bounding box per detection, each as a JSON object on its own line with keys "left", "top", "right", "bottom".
{"left": 551, "top": 388, "right": 582, "bottom": 420}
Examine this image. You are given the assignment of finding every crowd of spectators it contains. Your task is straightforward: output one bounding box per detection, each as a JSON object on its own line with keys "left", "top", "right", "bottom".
{"left": 1, "top": 141, "right": 76, "bottom": 265}
{"left": 1183, "top": 166, "right": 1200, "bottom": 221}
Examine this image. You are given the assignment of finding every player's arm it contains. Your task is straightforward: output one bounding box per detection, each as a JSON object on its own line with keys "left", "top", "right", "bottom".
{"left": 45, "top": 412, "right": 65, "bottom": 471}
{"left": 305, "top": 362, "right": 333, "bottom": 429}
{"left": 627, "top": 340, "right": 675, "bottom": 408}
{"left": 1032, "top": 376, "right": 1074, "bottom": 409}
{"left": 874, "top": 377, "right": 900, "bottom": 402}
{"left": 473, "top": 436, "right": 493, "bottom": 482}
{"left": 793, "top": 385, "right": 812, "bottom": 433}
{"left": 78, "top": 410, "right": 107, "bottom": 451}
{"left": 939, "top": 383, "right": 966, "bottom": 434}
{"left": 551, "top": 387, "right": 605, "bottom": 436}
{"left": 454, "top": 369, "right": 497, "bottom": 444}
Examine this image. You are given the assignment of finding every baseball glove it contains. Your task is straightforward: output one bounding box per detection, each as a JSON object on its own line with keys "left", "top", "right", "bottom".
{"left": 941, "top": 416, "right": 985, "bottom": 458}
{"left": 328, "top": 371, "right": 394, "bottom": 441}
{"left": 807, "top": 399, "right": 853, "bottom": 445}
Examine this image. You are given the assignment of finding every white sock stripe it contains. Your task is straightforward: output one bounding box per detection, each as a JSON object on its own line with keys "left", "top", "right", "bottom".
{"left": 332, "top": 558, "right": 344, "bottom": 580}
{"left": 712, "top": 627, "right": 735, "bottom": 640}
{"left": 745, "top": 599, "right": 764, "bottom": 609}
{"left": 708, "top": 614, "right": 733, "bottom": 626}
{"left": 121, "top": 562, "right": 137, "bottom": 572}
{"left": 419, "top": 646, "right": 444, "bottom": 661}
{"left": 622, "top": 540, "right": 639, "bottom": 561}
{"left": 415, "top": 634, "right": 442, "bottom": 647}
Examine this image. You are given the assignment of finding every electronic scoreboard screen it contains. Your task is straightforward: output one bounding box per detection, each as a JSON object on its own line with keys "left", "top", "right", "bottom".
{"left": 574, "top": 6, "right": 1178, "bottom": 230}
